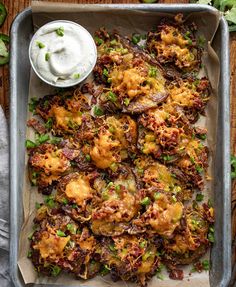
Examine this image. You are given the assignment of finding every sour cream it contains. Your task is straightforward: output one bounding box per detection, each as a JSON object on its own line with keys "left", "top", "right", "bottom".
{"left": 29, "top": 20, "right": 97, "bottom": 87}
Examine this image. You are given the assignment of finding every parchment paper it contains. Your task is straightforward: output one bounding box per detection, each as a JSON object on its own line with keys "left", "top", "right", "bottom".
{"left": 18, "top": 2, "right": 221, "bottom": 286}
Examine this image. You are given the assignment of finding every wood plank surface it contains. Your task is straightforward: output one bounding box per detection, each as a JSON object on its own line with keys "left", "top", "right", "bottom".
{"left": 1, "top": 0, "right": 235, "bottom": 285}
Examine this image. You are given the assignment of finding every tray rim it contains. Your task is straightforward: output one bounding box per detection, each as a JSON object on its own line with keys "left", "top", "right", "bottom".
{"left": 9, "top": 4, "right": 231, "bottom": 287}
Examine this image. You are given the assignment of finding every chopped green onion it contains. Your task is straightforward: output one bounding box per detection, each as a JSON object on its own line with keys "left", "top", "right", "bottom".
{"left": 93, "top": 106, "right": 104, "bottom": 116}
{"left": 56, "top": 27, "right": 64, "bottom": 37}
{"left": 198, "top": 35, "right": 206, "bottom": 47}
{"left": 115, "top": 185, "right": 121, "bottom": 191}
{"left": 45, "top": 118, "right": 53, "bottom": 129}
{"left": 124, "top": 98, "right": 130, "bottom": 106}
{"left": 172, "top": 195, "right": 177, "bottom": 202}
{"left": 139, "top": 240, "right": 146, "bottom": 248}
{"left": 196, "top": 165, "right": 203, "bottom": 173}
{"left": 107, "top": 91, "right": 117, "bottom": 102}
{"left": 61, "top": 198, "right": 68, "bottom": 205}
{"left": 57, "top": 230, "right": 66, "bottom": 237}
{"left": 28, "top": 97, "right": 39, "bottom": 113}
{"left": 142, "top": 250, "right": 152, "bottom": 261}
{"left": 208, "top": 198, "right": 213, "bottom": 207}
{"left": 25, "top": 140, "right": 37, "bottom": 149}
{"left": 208, "top": 226, "right": 214, "bottom": 243}
{"left": 35, "top": 202, "right": 41, "bottom": 209}
{"left": 108, "top": 244, "right": 116, "bottom": 252}
{"left": 100, "top": 264, "right": 110, "bottom": 276}
{"left": 43, "top": 100, "right": 49, "bottom": 107}
{"left": 141, "top": 197, "right": 151, "bottom": 206}
{"left": 36, "top": 41, "right": 45, "bottom": 49}
{"left": 50, "top": 137, "right": 62, "bottom": 144}
{"left": 137, "top": 167, "right": 144, "bottom": 175}
{"left": 131, "top": 33, "right": 141, "bottom": 44}
{"left": 28, "top": 231, "right": 35, "bottom": 240}
{"left": 38, "top": 134, "right": 50, "bottom": 144}
{"left": 109, "top": 126, "right": 115, "bottom": 134}
{"left": 27, "top": 250, "right": 32, "bottom": 258}
{"left": 231, "top": 155, "right": 236, "bottom": 179}
{"left": 196, "top": 193, "right": 204, "bottom": 202}
{"left": 199, "top": 134, "right": 207, "bottom": 140}
{"left": 110, "top": 39, "right": 118, "bottom": 46}
{"left": 157, "top": 273, "right": 164, "bottom": 280}
{"left": 66, "top": 223, "right": 77, "bottom": 234}
{"left": 110, "top": 162, "right": 118, "bottom": 172}
{"left": 103, "top": 68, "right": 109, "bottom": 77}
{"left": 85, "top": 154, "right": 91, "bottom": 162}
{"left": 44, "top": 195, "right": 55, "bottom": 208}
{"left": 73, "top": 73, "right": 80, "bottom": 79}
{"left": 45, "top": 53, "right": 50, "bottom": 61}
{"left": 184, "top": 31, "right": 193, "bottom": 45}
{"left": 202, "top": 259, "right": 210, "bottom": 271}
{"left": 94, "top": 36, "right": 103, "bottom": 46}
{"left": 149, "top": 66, "right": 157, "bottom": 77}
{"left": 51, "top": 265, "right": 61, "bottom": 276}
{"left": 154, "top": 192, "right": 161, "bottom": 200}
{"left": 163, "top": 155, "right": 174, "bottom": 161}
{"left": 108, "top": 182, "right": 113, "bottom": 187}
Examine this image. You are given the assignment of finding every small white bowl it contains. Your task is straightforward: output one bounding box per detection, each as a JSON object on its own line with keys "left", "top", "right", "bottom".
{"left": 29, "top": 20, "right": 97, "bottom": 88}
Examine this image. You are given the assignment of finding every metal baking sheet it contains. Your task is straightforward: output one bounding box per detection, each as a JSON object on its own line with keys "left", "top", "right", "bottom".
{"left": 9, "top": 4, "right": 231, "bottom": 287}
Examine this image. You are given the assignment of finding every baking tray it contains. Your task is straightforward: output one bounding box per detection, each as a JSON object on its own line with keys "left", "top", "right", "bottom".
{"left": 9, "top": 4, "right": 231, "bottom": 287}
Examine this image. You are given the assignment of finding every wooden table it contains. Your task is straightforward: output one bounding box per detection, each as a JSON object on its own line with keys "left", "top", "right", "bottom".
{"left": 1, "top": 0, "right": 235, "bottom": 285}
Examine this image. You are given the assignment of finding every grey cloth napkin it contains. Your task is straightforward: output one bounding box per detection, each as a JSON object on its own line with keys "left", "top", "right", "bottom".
{"left": 0, "top": 106, "right": 13, "bottom": 286}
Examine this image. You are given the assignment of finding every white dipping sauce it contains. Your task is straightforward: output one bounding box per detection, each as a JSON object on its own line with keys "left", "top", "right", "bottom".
{"left": 29, "top": 21, "right": 97, "bottom": 87}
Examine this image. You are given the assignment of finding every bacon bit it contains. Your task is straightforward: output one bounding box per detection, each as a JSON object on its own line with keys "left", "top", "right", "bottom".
{"left": 81, "top": 83, "right": 94, "bottom": 94}
{"left": 62, "top": 147, "right": 79, "bottom": 160}
{"left": 27, "top": 118, "right": 46, "bottom": 134}
{"left": 93, "top": 86, "right": 103, "bottom": 98}
{"left": 169, "top": 269, "right": 184, "bottom": 280}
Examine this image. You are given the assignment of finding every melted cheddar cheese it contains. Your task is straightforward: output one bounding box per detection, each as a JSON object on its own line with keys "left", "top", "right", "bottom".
{"left": 33, "top": 232, "right": 70, "bottom": 259}
{"left": 31, "top": 150, "right": 70, "bottom": 175}
{"left": 169, "top": 84, "right": 198, "bottom": 107}
{"left": 144, "top": 163, "right": 176, "bottom": 191}
{"left": 145, "top": 194, "right": 183, "bottom": 237}
{"left": 90, "top": 131, "right": 120, "bottom": 169}
{"left": 153, "top": 26, "right": 196, "bottom": 69}
{"left": 65, "top": 175, "right": 93, "bottom": 205}
{"left": 110, "top": 64, "right": 165, "bottom": 101}
{"left": 51, "top": 106, "right": 82, "bottom": 130}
